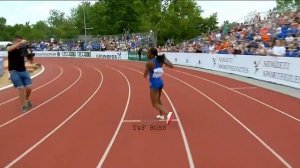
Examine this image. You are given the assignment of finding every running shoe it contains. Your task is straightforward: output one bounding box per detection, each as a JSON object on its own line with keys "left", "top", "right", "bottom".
{"left": 27, "top": 100, "right": 32, "bottom": 109}
{"left": 166, "top": 112, "right": 174, "bottom": 125}
{"left": 156, "top": 115, "right": 165, "bottom": 120}
{"left": 21, "top": 105, "right": 28, "bottom": 113}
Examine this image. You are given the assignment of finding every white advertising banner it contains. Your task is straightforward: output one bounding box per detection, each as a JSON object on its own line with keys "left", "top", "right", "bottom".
{"left": 165, "top": 52, "right": 300, "bottom": 89}
{"left": 0, "top": 51, "right": 7, "bottom": 57}
{"left": 2, "top": 49, "right": 299, "bottom": 88}
{"left": 0, "top": 58, "right": 3, "bottom": 77}
{"left": 34, "top": 51, "right": 61, "bottom": 57}
{"left": 91, "top": 51, "right": 128, "bottom": 60}
{"left": 253, "top": 56, "right": 300, "bottom": 88}
{"left": 33, "top": 51, "right": 129, "bottom": 60}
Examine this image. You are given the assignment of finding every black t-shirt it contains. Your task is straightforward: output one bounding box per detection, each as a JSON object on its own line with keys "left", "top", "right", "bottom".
{"left": 7, "top": 44, "right": 26, "bottom": 71}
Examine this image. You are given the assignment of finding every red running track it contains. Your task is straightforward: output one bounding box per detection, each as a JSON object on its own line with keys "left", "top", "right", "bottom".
{"left": 0, "top": 58, "right": 299, "bottom": 168}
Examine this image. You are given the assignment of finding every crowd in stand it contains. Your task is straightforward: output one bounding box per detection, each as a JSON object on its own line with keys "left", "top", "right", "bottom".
{"left": 28, "top": 7, "right": 300, "bottom": 57}
{"left": 161, "top": 8, "right": 300, "bottom": 57}
{"left": 30, "top": 32, "right": 155, "bottom": 52}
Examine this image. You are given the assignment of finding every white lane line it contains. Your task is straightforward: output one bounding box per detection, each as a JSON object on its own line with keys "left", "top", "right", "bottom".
{"left": 0, "top": 66, "right": 63, "bottom": 107}
{"left": 163, "top": 89, "right": 195, "bottom": 168}
{"left": 5, "top": 66, "right": 104, "bottom": 168}
{"left": 123, "top": 119, "right": 178, "bottom": 123}
{"left": 123, "top": 120, "right": 141, "bottom": 123}
{"left": 0, "top": 66, "right": 82, "bottom": 129}
{"left": 171, "top": 68, "right": 300, "bottom": 123}
{"left": 0, "top": 65, "right": 45, "bottom": 91}
{"left": 122, "top": 66, "right": 195, "bottom": 168}
{"left": 163, "top": 72, "right": 292, "bottom": 168}
{"left": 231, "top": 87, "right": 257, "bottom": 90}
{"left": 96, "top": 66, "right": 131, "bottom": 168}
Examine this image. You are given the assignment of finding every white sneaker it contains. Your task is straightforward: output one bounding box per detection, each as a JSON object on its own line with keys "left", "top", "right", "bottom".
{"left": 166, "top": 112, "right": 173, "bottom": 125}
{"left": 156, "top": 115, "right": 165, "bottom": 120}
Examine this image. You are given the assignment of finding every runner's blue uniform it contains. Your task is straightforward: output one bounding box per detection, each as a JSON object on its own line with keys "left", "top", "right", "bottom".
{"left": 149, "top": 58, "right": 164, "bottom": 90}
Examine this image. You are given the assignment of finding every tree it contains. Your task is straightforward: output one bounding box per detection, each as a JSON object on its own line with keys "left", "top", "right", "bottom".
{"left": 157, "top": 0, "right": 216, "bottom": 44}
{"left": 15, "top": 22, "right": 33, "bottom": 40}
{"left": 0, "top": 17, "right": 9, "bottom": 41}
{"left": 102, "top": 0, "right": 139, "bottom": 34}
{"left": 47, "top": 9, "right": 79, "bottom": 40}
{"left": 0, "top": 0, "right": 219, "bottom": 45}
{"left": 276, "top": 0, "right": 299, "bottom": 12}
{"left": 31, "top": 21, "right": 49, "bottom": 40}
{"left": 69, "top": 0, "right": 219, "bottom": 45}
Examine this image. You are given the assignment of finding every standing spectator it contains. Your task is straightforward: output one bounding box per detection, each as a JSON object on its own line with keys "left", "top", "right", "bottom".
{"left": 216, "top": 32, "right": 222, "bottom": 40}
{"left": 138, "top": 47, "right": 143, "bottom": 61}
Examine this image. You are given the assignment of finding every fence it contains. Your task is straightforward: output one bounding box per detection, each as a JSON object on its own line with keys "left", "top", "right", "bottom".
{"left": 53, "top": 31, "right": 157, "bottom": 51}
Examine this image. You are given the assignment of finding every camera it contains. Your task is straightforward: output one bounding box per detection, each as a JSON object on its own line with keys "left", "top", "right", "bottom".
{"left": 20, "top": 43, "right": 35, "bottom": 61}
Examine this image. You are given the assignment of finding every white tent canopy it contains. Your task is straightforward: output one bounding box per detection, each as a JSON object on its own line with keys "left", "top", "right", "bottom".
{"left": 0, "top": 41, "right": 12, "bottom": 47}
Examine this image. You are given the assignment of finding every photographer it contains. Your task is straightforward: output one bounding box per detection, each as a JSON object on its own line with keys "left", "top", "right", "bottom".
{"left": 138, "top": 47, "right": 143, "bottom": 61}
{"left": 6, "top": 35, "right": 33, "bottom": 112}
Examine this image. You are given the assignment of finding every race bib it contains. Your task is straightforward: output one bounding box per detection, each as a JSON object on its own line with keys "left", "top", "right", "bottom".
{"left": 152, "top": 68, "right": 164, "bottom": 78}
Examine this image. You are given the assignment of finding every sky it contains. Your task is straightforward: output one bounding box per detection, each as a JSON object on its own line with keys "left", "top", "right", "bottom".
{"left": 0, "top": 1, "right": 277, "bottom": 26}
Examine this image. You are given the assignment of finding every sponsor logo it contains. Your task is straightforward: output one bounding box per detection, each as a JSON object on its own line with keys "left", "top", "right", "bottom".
{"left": 254, "top": 59, "right": 261, "bottom": 73}
{"left": 212, "top": 58, "right": 216, "bottom": 66}
{"left": 77, "top": 52, "right": 91, "bottom": 57}
{"left": 62, "top": 51, "right": 76, "bottom": 57}
{"left": 96, "top": 52, "right": 122, "bottom": 59}
{"left": 263, "top": 71, "right": 300, "bottom": 84}
{"left": 218, "top": 64, "right": 249, "bottom": 73}
{"left": 263, "top": 61, "right": 290, "bottom": 70}
{"left": 34, "top": 52, "right": 57, "bottom": 57}
{"left": 218, "top": 57, "right": 233, "bottom": 63}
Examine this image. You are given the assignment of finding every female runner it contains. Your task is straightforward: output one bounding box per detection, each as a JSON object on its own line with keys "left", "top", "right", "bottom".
{"left": 144, "top": 47, "right": 174, "bottom": 125}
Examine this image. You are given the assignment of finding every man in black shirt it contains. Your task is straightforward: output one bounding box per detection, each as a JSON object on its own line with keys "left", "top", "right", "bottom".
{"left": 138, "top": 47, "right": 143, "bottom": 61}
{"left": 7, "top": 35, "right": 33, "bottom": 112}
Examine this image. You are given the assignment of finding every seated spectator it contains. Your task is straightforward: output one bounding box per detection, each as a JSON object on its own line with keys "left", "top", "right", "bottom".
{"left": 246, "top": 32, "right": 254, "bottom": 42}
{"left": 255, "top": 43, "right": 267, "bottom": 56}
{"left": 285, "top": 34, "right": 295, "bottom": 44}
{"left": 214, "top": 41, "right": 222, "bottom": 53}
{"left": 244, "top": 47, "right": 256, "bottom": 55}
{"left": 260, "top": 26, "right": 269, "bottom": 35}
{"left": 269, "top": 40, "right": 286, "bottom": 56}
{"left": 208, "top": 42, "right": 215, "bottom": 53}
{"left": 276, "top": 32, "right": 285, "bottom": 40}
{"left": 254, "top": 33, "right": 262, "bottom": 42}
{"left": 232, "top": 41, "right": 243, "bottom": 55}
{"left": 216, "top": 32, "right": 222, "bottom": 40}
{"left": 262, "top": 33, "right": 270, "bottom": 43}
{"left": 286, "top": 43, "right": 298, "bottom": 57}
{"left": 281, "top": 25, "right": 290, "bottom": 35}
{"left": 289, "top": 23, "right": 299, "bottom": 36}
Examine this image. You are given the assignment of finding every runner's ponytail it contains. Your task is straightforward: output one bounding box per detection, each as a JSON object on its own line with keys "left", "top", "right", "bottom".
{"left": 156, "top": 54, "right": 165, "bottom": 63}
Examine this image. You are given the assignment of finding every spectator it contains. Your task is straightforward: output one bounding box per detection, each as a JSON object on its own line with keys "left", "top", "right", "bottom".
{"left": 286, "top": 43, "right": 298, "bottom": 57}
{"left": 269, "top": 40, "right": 286, "bottom": 56}
{"left": 256, "top": 43, "right": 267, "bottom": 56}
{"left": 285, "top": 34, "right": 295, "bottom": 44}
